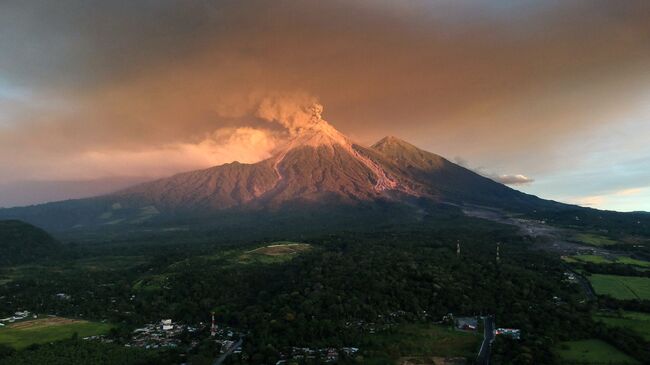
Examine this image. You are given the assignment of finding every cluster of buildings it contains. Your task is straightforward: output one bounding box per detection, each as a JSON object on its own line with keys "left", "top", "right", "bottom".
{"left": 495, "top": 328, "right": 521, "bottom": 340}
{"left": 128, "top": 319, "right": 198, "bottom": 349}
{"left": 449, "top": 314, "right": 522, "bottom": 340}
{"left": 275, "top": 346, "right": 359, "bottom": 364}
{"left": 211, "top": 324, "right": 245, "bottom": 356}
{"left": 343, "top": 310, "right": 412, "bottom": 335}
{"left": 218, "top": 339, "right": 239, "bottom": 353}
{"left": 0, "top": 310, "right": 36, "bottom": 326}
{"left": 563, "top": 271, "right": 577, "bottom": 282}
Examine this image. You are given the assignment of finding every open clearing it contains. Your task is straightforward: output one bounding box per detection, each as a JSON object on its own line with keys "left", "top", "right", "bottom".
{"left": 0, "top": 317, "right": 112, "bottom": 349}
{"left": 363, "top": 323, "right": 480, "bottom": 364}
{"left": 247, "top": 242, "right": 311, "bottom": 256}
{"left": 238, "top": 242, "right": 311, "bottom": 264}
{"left": 555, "top": 339, "right": 639, "bottom": 364}
{"left": 588, "top": 274, "right": 650, "bottom": 300}
{"left": 593, "top": 311, "right": 650, "bottom": 341}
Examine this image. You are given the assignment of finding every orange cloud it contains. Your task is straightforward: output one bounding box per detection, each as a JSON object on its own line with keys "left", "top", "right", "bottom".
{"left": 0, "top": 1, "right": 649, "bottom": 193}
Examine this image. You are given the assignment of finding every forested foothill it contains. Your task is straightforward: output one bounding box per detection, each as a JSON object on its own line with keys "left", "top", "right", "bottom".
{"left": 1, "top": 212, "right": 649, "bottom": 365}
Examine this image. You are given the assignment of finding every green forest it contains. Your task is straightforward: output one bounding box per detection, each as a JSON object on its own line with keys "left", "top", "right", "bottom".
{"left": 1, "top": 213, "right": 649, "bottom": 364}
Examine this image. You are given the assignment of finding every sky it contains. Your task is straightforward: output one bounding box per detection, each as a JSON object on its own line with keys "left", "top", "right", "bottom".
{"left": 0, "top": 0, "right": 649, "bottom": 211}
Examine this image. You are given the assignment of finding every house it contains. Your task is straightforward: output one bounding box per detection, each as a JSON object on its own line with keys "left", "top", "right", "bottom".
{"left": 455, "top": 317, "right": 478, "bottom": 331}
{"left": 221, "top": 340, "right": 235, "bottom": 353}
{"left": 55, "top": 293, "right": 71, "bottom": 300}
{"left": 161, "top": 319, "right": 173, "bottom": 331}
{"left": 342, "top": 347, "right": 359, "bottom": 356}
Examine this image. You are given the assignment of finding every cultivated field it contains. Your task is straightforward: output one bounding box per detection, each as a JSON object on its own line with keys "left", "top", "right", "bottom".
{"left": 554, "top": 339, "right": 639, "bottom": 364}
{"left": 571, "top": 233, "right": 617, "bottom": 247}
{"left": 588, "top": 274, "right": 650, "bottom": 300}
{"left": 566, "top": 255, "right": 650, "bottom": 268}
{"left": 593, "top": 311, "right": 650, "bottom": 341}
{"left": 0, "top": 317, "right": 112, "bottom": 349}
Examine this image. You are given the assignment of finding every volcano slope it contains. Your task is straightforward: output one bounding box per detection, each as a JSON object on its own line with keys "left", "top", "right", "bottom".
{"left": 0, "top": 107, "right": 566, "bottom": 234}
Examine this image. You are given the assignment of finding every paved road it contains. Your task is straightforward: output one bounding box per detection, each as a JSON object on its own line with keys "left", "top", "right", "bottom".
{"left": 476, "top": 316, "right": 495, "bottom": 365}
{"left": 212, "top": 337, "right": 243, "bottom": 365}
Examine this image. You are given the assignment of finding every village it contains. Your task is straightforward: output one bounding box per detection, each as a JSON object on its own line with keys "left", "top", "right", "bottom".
{"left": 0, "top": 310, "right": 36, "bottom": 326}
{"left": 0, "top": 306, "right": 520, "bottom": 364}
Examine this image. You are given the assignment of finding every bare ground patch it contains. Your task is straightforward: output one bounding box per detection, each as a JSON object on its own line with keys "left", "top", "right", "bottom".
{"left": 8, "top": 317, "right": 85, "bottom": 330}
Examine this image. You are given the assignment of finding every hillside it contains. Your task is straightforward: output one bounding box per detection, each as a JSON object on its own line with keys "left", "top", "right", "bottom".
{"left": 0, "top": 220, "right": 60, "bottom": 266}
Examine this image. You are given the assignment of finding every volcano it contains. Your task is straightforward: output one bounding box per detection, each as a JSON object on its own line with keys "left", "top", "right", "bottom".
{"left": 0, "top": 105, "right": 560, "bottom": 232}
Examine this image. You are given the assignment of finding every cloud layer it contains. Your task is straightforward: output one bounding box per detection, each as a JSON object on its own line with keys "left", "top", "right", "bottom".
{"left": 492, "top": 175, "right": 535, "bottom": 186}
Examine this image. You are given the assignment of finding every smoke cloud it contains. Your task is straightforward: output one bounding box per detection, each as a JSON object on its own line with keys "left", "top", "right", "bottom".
{"left": 256, "top": 94, "right": 324, "bottom": 135}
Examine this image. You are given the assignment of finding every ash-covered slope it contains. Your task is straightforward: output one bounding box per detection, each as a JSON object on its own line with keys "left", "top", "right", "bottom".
{"left": 0, "top": 106, "right": 558, "bottom": 231}
{"left": 116, "top": 107, "right": 419, "bottom": 210}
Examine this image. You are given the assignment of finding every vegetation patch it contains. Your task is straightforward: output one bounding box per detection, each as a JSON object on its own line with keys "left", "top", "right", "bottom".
{"left": 588, "top": 274, "right": 650, "bottom": 300}
{"left": 132, "top": 274, "right": 171, "bottom": 292}
{"left": 74, "top": 256, "right": 149, "bottom": 271}
{"left": 362, "top": 323, "right": 481, "bottom": 364}
{"left": 0, "top": 317, "right": 112, "bottom": 350}
{"left": 593, "top": 311, "right": 650, "bottom": 341}
{"left": 554, "top": 339, "right": 639, "bottom": 364}
{"left": 0, "top": 339, "right": 158, "bottom": 365}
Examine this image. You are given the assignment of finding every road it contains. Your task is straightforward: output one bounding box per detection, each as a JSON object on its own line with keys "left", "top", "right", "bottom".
{"left": 476, "top": 316, "right": 495, "bottom": 365}
{"left": 212, "top": 337, "right": 244, "bottom": 365}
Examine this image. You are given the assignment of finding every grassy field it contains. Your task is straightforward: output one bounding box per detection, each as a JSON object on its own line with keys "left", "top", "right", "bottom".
{"left": 363, "top": 323, "right": 481, "bottom": 364}
{"left": 616, "top": 257, "right": 650, "bottom": 268}
{"left": 132, "top": 274, "right": 171, "bottom": 292}
{"left": 565, "top": 255, "right": 650, "bottom": 268}
{"left": 593, "top": 311, "right": 650, "bottom": 341}
{"left": 0, "top": 317, "right": 113, "bottom": 349}
{"left": 588, "top": 274, "right": 650, "bottom": 300}
{"left": 554, "top": 339, "right": 639, "bottom": 364}
{"left": 572, "top": 255, "right": 611, "bottom": 264}
{"left": 237, "top": 242, "right": 311, "bottom": 264}
{"left": 572, "top": 233, "right": 617, "bottom": 247}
